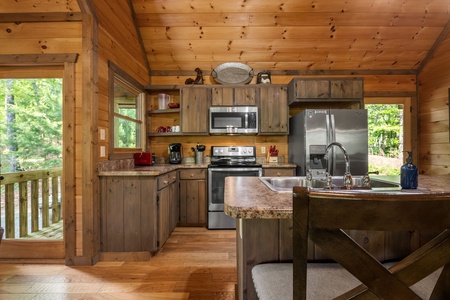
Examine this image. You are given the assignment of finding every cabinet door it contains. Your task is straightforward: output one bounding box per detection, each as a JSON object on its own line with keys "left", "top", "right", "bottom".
{"left": 234, "top": 87, "right": 257, "bottom": 105}
{"left": 179, "top": 180, "right": 207, "bottom": 225}
{"left": 211, "top": 87, "right": 234, "bottom": 106}
{"left": 169, "top": 179, "right": 179, "bottom": 231}
{"left": 259, "top": 86, "right": 288, "bottom": 134}
{"left": 158, "top": 186, "right": 171, "bottom": 248}
{"left": 211, "top": 86, "right": 257, "bottom": 106}
{"left": 181, "top": 87, "right": 209, "bottom": 133}
{"left": 330, "top": 79, "right": 363, "bottom": 98}
{"left": 295, "top": 80, "right": 329, "bottom": 99}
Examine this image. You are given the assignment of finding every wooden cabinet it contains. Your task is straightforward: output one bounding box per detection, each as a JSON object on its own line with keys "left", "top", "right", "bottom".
{"left": 292, "top": 79, "right": 330, "bottom": 99}
{"left": 330, "top": 79, "right": 364, "bottom": 99}
{"left": 259, "top": 85, "right": 289, "bottom": 134}
{"left": 288, "top": 78, "right": 364, "bottom": 109}
{"left": 263, "top": 167, "right": 295, "bottom": 177}
{"left": 211, "top": 86, "right": 258, "bottom": 106}
{"left": 157, "top": 171, "right": 178, "bottom": 248}
{"left": 180, "top": 87, "right": 209, "bottom": 134}
{"left": 178, "top": 169, "right": 207, "bottom": 226}
{"left": 99, "top": 176, "right": 157, "bottom": 253}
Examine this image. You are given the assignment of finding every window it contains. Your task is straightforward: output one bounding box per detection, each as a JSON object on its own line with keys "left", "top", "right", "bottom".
{"left": 109, "top": 62, "right": 146, "bottom": 156}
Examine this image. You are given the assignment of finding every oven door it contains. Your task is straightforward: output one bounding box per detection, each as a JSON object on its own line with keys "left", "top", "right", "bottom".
{"left": 208, "top": 167, "right": 262, "bottom": 211}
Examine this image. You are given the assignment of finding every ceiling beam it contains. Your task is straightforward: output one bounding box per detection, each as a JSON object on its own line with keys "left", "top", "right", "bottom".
{"left": 417, "top": 18, "right": 450, "bottom": 74}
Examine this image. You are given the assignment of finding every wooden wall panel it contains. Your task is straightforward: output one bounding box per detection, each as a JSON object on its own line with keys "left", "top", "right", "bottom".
{"left": 418, "top": 31, "right": 450, "bottom": 175}
{"left": 0, "top": 0, "right": 80, "bottom": 13}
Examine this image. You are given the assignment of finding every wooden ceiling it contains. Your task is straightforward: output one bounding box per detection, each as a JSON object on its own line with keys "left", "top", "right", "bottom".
{"left": 131, "top": 0, "right": 450, "bottom": 75}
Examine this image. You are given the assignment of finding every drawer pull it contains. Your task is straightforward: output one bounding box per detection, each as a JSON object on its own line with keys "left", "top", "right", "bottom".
{"left": 164, "top": 180, "right": 169, "bottom": 184}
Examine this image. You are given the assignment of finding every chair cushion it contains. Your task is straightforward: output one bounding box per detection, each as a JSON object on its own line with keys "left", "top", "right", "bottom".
{"left": 252, "top": 262, "right": 442, "bottom": 300}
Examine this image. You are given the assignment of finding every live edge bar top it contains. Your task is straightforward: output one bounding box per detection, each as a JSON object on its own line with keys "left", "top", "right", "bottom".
{"left": 224, "top": 175, "right": 450, "bottom": 220}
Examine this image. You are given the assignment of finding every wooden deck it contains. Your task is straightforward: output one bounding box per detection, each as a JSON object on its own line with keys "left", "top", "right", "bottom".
{"left": 23, "top": 220, "right": 63, "bottom": 240}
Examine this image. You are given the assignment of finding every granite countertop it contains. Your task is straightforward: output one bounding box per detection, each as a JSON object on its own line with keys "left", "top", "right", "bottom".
{"left": 98, "top": 163, "right": 296, "bottom": 177}
{"left": 224, "top": 174, "right": 450, "bottom": 220}
{"left": 98, "top": 163, "right": 210, "bottom": 176}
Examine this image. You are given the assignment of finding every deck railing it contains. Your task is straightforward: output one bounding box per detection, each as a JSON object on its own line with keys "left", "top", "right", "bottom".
{"left": 0, "top": 168, "right": 62, "bottom": 239}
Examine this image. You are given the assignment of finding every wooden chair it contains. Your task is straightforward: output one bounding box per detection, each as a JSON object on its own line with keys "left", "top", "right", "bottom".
{"left": 293, "top": 187, "right": 450, "bottom": 300}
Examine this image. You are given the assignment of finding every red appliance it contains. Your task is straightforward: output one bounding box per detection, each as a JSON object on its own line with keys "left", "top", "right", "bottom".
{"left": 134, "top": 152, "right": 152, "bottom": 165}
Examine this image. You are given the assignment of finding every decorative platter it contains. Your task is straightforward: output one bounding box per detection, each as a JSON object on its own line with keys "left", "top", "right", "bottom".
{"left": 211, "top": 62, "right": 253, "bottom": 84}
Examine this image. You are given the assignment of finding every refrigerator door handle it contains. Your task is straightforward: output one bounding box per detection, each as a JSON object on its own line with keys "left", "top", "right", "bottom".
{"left": 329, "top": 113, "right": 337, "bottom": 174}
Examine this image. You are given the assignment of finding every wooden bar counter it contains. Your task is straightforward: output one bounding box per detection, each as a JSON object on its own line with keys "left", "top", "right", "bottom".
{"left": 224, "top": 175, "right": 450, "bottom": 300}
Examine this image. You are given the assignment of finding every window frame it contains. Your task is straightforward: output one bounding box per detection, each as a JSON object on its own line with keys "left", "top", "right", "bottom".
{"left": 108, "top": 61, "right": 146, "bottom": 159}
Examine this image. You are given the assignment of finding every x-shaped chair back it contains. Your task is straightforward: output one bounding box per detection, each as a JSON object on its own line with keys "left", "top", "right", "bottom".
{"left": 293, "top": 187, "right": 450, "bottom": 300}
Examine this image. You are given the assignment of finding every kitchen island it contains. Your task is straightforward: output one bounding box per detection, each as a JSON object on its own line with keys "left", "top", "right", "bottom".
{"left": 224, "top": 175, "right": 450, "bottom": 300}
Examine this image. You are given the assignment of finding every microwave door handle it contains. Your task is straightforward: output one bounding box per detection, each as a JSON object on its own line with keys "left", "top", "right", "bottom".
{"left": 245, "top": 113, "right": 248, "bottom": 128}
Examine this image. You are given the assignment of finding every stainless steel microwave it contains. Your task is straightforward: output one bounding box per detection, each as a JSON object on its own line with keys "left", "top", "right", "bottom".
{"left": 209, "top": 106, "right": 258, "bottom": 135}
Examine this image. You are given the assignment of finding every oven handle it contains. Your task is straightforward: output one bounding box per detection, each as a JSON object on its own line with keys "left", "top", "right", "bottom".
{"left": 208, "top": 167, "right": 262, "bottom": 173}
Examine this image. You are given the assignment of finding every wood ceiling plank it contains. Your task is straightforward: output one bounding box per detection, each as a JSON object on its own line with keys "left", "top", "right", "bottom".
{"left": 0, "top": 1, "right": 80, "bottom": 13}
{"left": 132, "top": 0, "right": 450, "bottom": 14}
{"left": 135, "top": 12, "right": 449, "bottom": 27}
{"left": 0, "top": 22, "right": 82, "bottom": 38}
{"left": 140, "top": 26, "right": 443, "bottom": 41}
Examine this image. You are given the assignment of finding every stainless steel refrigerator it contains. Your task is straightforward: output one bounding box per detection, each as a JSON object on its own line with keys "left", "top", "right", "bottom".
{"left": 288, "top": 109, "right": 368, "bottom": 177}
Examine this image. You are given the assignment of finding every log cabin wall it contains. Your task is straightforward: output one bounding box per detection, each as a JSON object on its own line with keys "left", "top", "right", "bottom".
{"left": 418, "top": 30, "right": 450, "bottom": 175}
{"left": 80, "top": 0, "right": 150, "bottom": 263}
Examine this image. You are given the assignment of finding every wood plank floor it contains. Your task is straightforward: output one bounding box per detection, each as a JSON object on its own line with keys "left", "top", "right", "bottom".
{"left": 0, "top": 227, "right": 237, "bottom": 299}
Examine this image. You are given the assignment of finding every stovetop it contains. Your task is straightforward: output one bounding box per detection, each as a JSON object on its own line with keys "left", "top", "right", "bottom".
{"left": 209, "top": 146, "right": 261, "bottom": 167}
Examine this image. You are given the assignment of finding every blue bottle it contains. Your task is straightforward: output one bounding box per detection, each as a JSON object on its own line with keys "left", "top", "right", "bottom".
{"left": 400, "top": 151, "right": 418, "bottom": 189}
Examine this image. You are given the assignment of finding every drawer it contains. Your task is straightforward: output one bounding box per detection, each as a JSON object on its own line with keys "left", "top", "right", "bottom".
{"left": 263, "top": 168, "right": 295, "bottom": 177}
{"left": 179, "top": 169, "right": 206, "bottom": 180}
{"left": 157, "top": 171, "right": 177, "bottom": 190}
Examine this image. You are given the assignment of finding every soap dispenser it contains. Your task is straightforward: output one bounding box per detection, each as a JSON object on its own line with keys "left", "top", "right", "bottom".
{"left": 400, "top": 151, "right": 418, "bottom": 189}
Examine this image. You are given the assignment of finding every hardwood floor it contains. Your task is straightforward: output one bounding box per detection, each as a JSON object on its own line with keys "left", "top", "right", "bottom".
{"left": 0, "top": 227, "right": 237, "bottom": 299}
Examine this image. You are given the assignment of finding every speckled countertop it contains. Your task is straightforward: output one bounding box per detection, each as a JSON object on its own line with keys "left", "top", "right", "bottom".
{"left": 98, "top": 163, "right": 210, "bottom": 176}
{"left": 98, "top": 163, "right": 295, "bottom": 177}
{"left": 224, "top": 175, "right": 450, "bottom": 220}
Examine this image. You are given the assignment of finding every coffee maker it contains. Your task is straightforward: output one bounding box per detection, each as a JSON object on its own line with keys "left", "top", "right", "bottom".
{"left": 168, "top": 143, "right": 182, "bottom": 164}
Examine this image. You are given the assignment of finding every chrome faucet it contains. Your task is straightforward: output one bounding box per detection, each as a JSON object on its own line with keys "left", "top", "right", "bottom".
{"left": 325, "top": 142, "right": 353, "bottom": 189}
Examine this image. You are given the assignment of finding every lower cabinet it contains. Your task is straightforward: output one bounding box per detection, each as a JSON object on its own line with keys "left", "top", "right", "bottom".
{"left": 99, "top": 171, "right": 179, "bottom": 255}
{"left": 157, "top": 171, "right": 178, "bottom": 248}
{"left": 99, "top": 176, "right": 158, "bottom": 253}
{"left": 179, "top": 169, "right": 207, "bottom": 226}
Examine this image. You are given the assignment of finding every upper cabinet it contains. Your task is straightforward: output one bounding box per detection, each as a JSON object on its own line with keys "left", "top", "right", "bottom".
{"left": 259, "top": 85, "right": 288, "bottom": 134}
{"left": 330, "top": 79, "right": 363, "bottom": 99}
{"left": 288, "top": 78, "right": 364, "bottom": 109}
{"left": 211, "top": 86, "right": 258, "bottom": 106}
{"left": 180, "top": 87, "right": 210, "bottom": 134}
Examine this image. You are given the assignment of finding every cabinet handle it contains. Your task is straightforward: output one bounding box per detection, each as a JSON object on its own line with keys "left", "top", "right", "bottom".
{"left": 277, "top": 172, "right": 281, "bottom": 176}
{"left": 172, "top": 176, "right": 176, "bottom": 180}
{"left": 164, "top": 180, "right": 169, "bottom": 184}
{"left": 190, "top": 174, "right": 194, "bottom": 177}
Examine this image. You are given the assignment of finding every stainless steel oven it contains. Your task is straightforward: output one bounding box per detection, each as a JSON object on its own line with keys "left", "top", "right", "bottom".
{"left": 208, "top": 146, "right": 262, "bottom": 229}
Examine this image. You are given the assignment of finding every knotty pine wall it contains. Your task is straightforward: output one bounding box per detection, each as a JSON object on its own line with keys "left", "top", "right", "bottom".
{"left": 418, "top": 30, "right": 450, "bottom": 175}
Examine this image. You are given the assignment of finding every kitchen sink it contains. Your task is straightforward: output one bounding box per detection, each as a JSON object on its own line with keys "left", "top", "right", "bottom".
{"left": 259, "top": 176, "right": 402, "bottom": 192}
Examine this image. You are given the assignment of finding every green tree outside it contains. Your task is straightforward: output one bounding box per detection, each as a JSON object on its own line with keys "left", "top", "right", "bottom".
{"left": 0, "top": 78, "right": 62, "bottom": 173}
{"left": 366, "top": 104, "right": 403, "bottom": 175}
